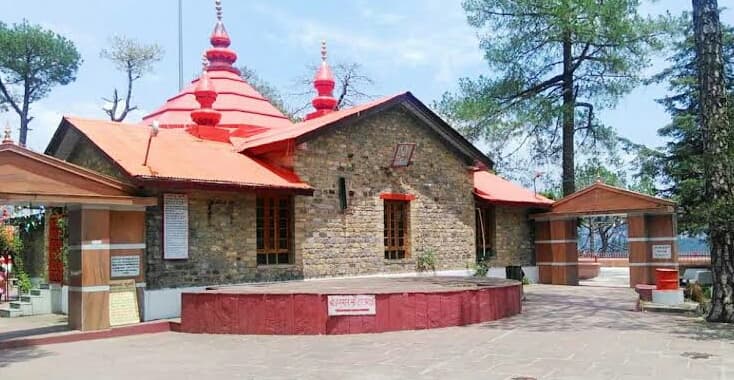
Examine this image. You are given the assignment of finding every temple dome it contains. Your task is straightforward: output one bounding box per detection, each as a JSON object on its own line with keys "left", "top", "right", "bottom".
{"left": 142, "top": 0, "right": 293, "bottom": 135}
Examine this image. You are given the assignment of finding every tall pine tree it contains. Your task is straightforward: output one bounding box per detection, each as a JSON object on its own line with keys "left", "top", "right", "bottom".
{"left": 651, "top": 17, "right": 734, "bottom": 235}
{"left": 692, "top": 0, "right": 734, "bottom": 322}
{"left": 436, "top": 0, "right": 671, "bottom": 195}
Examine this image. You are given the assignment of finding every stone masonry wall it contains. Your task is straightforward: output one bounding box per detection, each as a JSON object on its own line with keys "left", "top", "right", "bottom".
{"left": 66, "top": 137, "right": 128, "bottom": 180}
{"left": 145, "top": 192, "right": 302, "bottom": 289}
{"left": 293, "top": 105, "right": 476, "bottom": 278}
{"left": 487, "top": 206, "right": 535, "bottom": 267}
{"left": 62, "top": 139, "right": 302, "bottom": 289}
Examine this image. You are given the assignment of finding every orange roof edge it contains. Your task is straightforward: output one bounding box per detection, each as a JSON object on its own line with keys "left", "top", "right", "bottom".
{"left": 474, "top": 171, "right": 553, "bottom": 208}
{"left": 50, "top": 116, "right": 314, "bottom": 194}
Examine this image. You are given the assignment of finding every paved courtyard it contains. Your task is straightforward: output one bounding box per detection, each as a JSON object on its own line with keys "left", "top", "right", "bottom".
{"left": 1, "top": 284, "right": 733, "bottom": 380}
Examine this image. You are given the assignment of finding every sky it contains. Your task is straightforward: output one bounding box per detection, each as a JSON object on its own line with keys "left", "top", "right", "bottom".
{"left": 1, "top": 0, "right": 733, "bottom": 164}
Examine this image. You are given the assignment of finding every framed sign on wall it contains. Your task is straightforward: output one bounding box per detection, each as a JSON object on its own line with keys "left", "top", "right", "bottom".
{"left": 391, "top": 143, "right": 416, "bottom": 168}
{"left": 163, "top": 193, "right": 189, "bottom": 259}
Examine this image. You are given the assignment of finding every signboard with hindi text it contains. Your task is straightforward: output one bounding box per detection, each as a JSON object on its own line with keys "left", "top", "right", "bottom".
{"left": 111, "top": 255, "right": 140, "bottom": 277}
{"left": 108, "top": 279, "right": 140, "bottom": 326}
{"left": 652, "top": 244, "right": 672, "bottom": 259}
{"left": 327, "top": 295, "right": 376, "bottom": 316}
{"left": 163, "top": 193, "right": 189, "bottom": 259}
{"left": 391, "top": 143, "right": 416, "bottom": 168}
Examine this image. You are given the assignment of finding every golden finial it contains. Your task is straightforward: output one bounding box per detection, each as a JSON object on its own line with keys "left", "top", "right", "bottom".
{"left": 321, "top": 40, "right": 327, "bottom": 62}
{"left": 2, "top": 122, "right": 13, "bottom": 144}
{"left": 215, "top": 0, "right": 223, "bottom": 21}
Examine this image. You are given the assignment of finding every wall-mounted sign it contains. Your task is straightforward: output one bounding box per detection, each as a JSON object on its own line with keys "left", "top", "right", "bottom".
{"left": 108, "top": 279, "right": 140, "bottom": 326}
{"left": 652, "top": 244, "right": 672, "bottom": 259}
{"left": 391, "top": 143, "right": 416, "bottom": 168}
{"left": 163, "top": 193, "right": 189, "bottom": 259}
{"left": 111, "top": 255, "right": 140, "bottom": 277}
{"left": 327, "top": 295, "right": 376, "bottom": 316}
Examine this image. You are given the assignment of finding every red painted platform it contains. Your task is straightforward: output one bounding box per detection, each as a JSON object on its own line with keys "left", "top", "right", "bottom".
{"left": 180, "top": 276, "right": 522, "bottom": 335}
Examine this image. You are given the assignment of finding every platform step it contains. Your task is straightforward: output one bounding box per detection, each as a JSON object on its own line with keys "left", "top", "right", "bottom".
{"left": 31, "top": 295, "right": 51, "bottom": 314}
{"left": 0, "top": 307, "right": 22, "bottom": 318}
{"left": 9, "top": 301, "right": 33, "bottom": 315}
{"left": 30, "top": 288, "right": 50, "bottom": 298}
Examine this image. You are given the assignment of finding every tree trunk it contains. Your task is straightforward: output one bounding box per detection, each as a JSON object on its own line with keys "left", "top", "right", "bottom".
{"left": 562, "top": 34, "right": 576, "bottom": 196}
{"left": 18, "top": 115, "right": 29, "bottom": 147}
{"left": 692, "top": 0, "right": 734, "bottom": 322}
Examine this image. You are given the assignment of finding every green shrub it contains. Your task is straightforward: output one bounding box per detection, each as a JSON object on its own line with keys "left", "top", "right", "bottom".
{"left": 416, "top": 249, "right": 437, "bottom": 273}
{"left": 473, "top": 249, "right": 494, "bottom": 277}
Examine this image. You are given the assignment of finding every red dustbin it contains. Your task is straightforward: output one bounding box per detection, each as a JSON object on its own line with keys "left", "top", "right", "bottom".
{"left": 656, "top": 268, "right": 679, "bottom": 290}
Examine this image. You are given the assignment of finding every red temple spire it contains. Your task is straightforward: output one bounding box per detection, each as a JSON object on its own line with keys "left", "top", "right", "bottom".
{"left": 206, "top": 0, "right": 239, "bottom": 75}
{"left": 190, "top": 55, "right": 222, "bottom": 127}
{"left": 306, "top": 41, "right": 338, "bottom": 120}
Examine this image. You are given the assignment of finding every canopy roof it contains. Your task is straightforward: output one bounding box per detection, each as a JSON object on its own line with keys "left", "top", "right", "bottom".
{"left": 474, "top": 171, "right": 553, "bottom": 208}
{"left": 0, "top": 140, "right": 155, "bottom": 206}
{"left": 531, "top": 181, "right": 675, "bottom": 218}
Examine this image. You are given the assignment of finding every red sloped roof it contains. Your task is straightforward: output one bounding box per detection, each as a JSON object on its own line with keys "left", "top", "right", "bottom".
{"left": 142, "top": 70, "right": 293, "bottom": 130}
{"left": 236, "top": 93, "right": 406, "bottom": 153}
{"left": 474, "top": 171, "right": 553, "bottom": 208}
{"left": 61, "top": 116, "right": 311, "bottom": 192}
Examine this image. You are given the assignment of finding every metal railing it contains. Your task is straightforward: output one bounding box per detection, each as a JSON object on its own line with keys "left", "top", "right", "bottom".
{"left": 578, "top": 251, "right": 711, "bottom": 259}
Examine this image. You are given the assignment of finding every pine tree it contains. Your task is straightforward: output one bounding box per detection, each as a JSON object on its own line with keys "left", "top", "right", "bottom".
{"left": 691, "top": 0, "right": 734, "bottom": 322}
{"left": 436, "top": 0, "right": 671, "bottom": 195}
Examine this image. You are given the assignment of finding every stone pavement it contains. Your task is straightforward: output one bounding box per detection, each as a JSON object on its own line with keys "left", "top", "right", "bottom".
{"left": 0, "top": 314, "right": 68, "bottom": 341}
{"left": 579, "top": 267, "right": 630, "bottom": 288}
{"left": 1, "top": 285, "right": 732, "bottom": 380}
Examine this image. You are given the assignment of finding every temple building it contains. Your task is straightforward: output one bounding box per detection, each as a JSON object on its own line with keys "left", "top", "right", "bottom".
{"left": 4, "top": 1, "right": 552, "bottom": 323}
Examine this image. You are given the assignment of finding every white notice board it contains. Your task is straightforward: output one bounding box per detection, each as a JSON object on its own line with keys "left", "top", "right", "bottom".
{"left": 163, "top": 193, "right": 189, "bottom": 259}
{"left": 652, "top": 244, "right": 672, "bottom": 259}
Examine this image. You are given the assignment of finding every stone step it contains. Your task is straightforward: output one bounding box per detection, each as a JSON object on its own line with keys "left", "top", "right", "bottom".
{"left": 39, "top": 283, "right": 51, "bottom": 290}
{"left": 0, "top": 307, "right": 22, "bottom": 318}
{"left": 30, "top": 288, "right": 50, "bottom": 298}
{"left": 30, "top": 294, "right": 51, "bottom": 315}
{"left": 9, "top": 301, "right": 33, "bottom": 315}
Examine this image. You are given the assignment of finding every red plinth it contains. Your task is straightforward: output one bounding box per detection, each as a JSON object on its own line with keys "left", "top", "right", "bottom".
{"left": 655, "top": 269, "right": 678, "bottom": 290}
{"left": 180, "top": 277, "right": 522, "bottom": 335}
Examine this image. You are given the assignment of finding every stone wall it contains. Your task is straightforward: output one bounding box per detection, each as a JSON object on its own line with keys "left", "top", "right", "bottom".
{"left": 61, "top": 140, "right": 302, "bottom": 289}
{"left": 487, "top": 206, "right": 535, "bottom": 267}
{"left": 18, "top": 221, "right": 46, "bottom": 280}
{"left": 144, "top": 192, "right": 302, "bottom": 289}
{"left": 66, "top": 137, "right": 127, "bottom": 180}
{"left": 293, "top": 105, "right": 476, "bottom": 278}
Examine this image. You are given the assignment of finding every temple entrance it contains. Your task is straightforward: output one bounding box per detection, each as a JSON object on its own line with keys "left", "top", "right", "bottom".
{"left": 531, "top": 181, "right": 678, "bottom": 287}
{"left": 0, "top": 141, "right": 155, "bottom": 331}
{"left": 578, "top": 214, "right": 630, "bottom": 287}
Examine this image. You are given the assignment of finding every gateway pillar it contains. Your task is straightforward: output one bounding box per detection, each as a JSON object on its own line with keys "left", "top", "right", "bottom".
{"left": 67, "top": 206, "right": 111, "bottom": 331}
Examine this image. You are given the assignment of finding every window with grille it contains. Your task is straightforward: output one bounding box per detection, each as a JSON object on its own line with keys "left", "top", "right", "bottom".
{"left": 384, "top": 200, "right": 410, "bottom": 259}
{"left": 256, "top": 195, "right": 293, "bottom": 265}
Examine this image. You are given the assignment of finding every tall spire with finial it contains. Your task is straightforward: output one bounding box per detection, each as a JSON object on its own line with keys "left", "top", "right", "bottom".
{"left": 2, "top": 122, "right": 13, "bottom": 144}
{"left": 306, "top": 40, "right": 337, "bottom": 120}
{"left": 190, "top": 52, "right": 222, "bottom": 127}
{"left": 206, "top": 0, "right": 239, "bottom": 74}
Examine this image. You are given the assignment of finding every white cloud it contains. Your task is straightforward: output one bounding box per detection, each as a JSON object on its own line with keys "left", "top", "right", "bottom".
{"left": 249, "top": 2, "right": 484, "bottom": 86}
